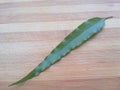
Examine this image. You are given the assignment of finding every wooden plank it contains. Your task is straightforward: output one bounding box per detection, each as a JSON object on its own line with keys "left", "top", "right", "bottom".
{"left": 0, "top": 0, "right": 120, "bottom": 90}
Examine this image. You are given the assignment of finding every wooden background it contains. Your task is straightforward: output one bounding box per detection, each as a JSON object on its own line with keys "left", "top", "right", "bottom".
{"left": 0, "top": 0, "right": 120, "bottom": 90}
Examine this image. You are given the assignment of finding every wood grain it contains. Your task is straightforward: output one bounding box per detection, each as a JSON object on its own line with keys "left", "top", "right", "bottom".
{"left": 0, "top": 0, "right": 120, "bottom": 90}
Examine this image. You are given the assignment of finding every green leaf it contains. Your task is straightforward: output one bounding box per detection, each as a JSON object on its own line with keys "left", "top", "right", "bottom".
{"left": 9, "top": 16, "right": 112, "bottom": 86}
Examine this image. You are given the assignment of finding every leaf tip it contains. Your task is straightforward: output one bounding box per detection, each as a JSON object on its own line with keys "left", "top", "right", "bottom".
{"left": 8, "top": 82, "right": 16, "bottom": 87}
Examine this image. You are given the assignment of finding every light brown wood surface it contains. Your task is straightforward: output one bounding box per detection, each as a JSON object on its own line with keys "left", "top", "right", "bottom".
{"left": 0, "top": 0, "right": 120, "bottom": 90}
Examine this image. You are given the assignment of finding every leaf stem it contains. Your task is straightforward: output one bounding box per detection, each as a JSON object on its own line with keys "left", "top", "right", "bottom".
{"left": 105, "top": 16, "right": 113, "bottom": 20}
